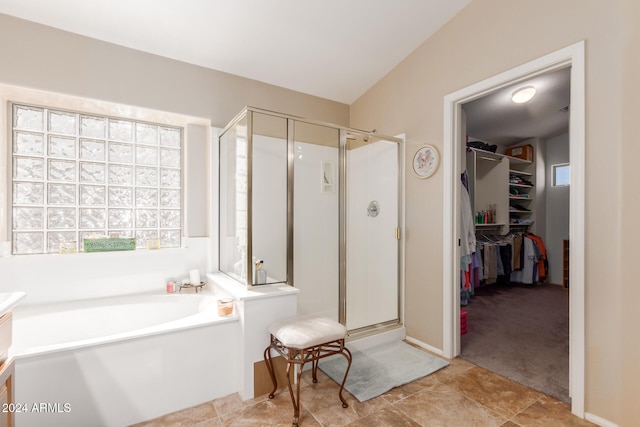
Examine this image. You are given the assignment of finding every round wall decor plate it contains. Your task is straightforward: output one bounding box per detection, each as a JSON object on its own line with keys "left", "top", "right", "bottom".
{"left": 413, "top": 145, "right": 439, "bottom": 178}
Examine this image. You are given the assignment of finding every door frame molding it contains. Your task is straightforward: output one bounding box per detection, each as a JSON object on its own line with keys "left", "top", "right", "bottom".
{"left": 442, "top": 41, "right": 586, "bottom": 417}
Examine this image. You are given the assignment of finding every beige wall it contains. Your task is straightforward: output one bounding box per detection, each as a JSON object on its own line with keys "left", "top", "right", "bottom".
{"left": 350, "top": 0, "right": 638, "bottom": 424}
{"left": 0, "top": 13, "right": 349, "bottom": 128}
{"left": 619, "top": 0, "right": 640, "bottom": 426}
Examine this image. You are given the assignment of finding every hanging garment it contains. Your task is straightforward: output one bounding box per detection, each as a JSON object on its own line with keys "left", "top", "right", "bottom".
{"left": 499, "top": 244, "right": 513, "bottom": 279}
{"left": 475, "top": 243, "right": 484, "bottom": 281}
{"left": 472, "top": 251, "right": 481, "bottom": 290}
{"left": 512, "top": 234, "right": 523, "bottom": 270}
{"left": 510, "top": 237, "right": 540, "bottom": 284}
{"left": 526, "top": 233, "right": 548, "bottom": 281}
{"left": 464, "top": 266, "right": 472, "bottom": 291}
{"left": 460, "top": 182, "right": 476, "bottom": 259}
{"left": 460, "top": 270, "right": 469, "bottom": 306}
{"left": 484, "top": 245, "right": 498, "bottom": 284}
{"left": 528, "top": 238, "right": 541, "bottom": 284}
{"left": 496, "top": 247, "right": 504, "bottom": 276}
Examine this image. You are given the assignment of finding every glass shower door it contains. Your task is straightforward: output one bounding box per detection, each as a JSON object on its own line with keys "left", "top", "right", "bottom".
{"left": 345, "top": 135, "right": 400, "bottom": 330}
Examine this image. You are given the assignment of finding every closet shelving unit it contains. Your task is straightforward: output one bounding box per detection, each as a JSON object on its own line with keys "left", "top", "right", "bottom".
{"left": 466, "top": 148, "right": 509, "bottom": 235}
{"left": 466, "top": 147, "right": 535, "bottom": 235}
{"left": 508, "top": 155, "right": 535, "bottom": 232}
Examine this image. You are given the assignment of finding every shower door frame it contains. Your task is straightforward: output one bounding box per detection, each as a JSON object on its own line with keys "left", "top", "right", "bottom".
{"left": 338, "top": 129, "right": 405, "bottom": 337}
{"left": 219, "top": 106, "right": 405, "bottom": 335}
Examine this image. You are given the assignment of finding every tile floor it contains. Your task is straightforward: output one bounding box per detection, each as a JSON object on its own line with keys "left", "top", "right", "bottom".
{"left": 133, "top": 354, "right": 595, "bottom": 427}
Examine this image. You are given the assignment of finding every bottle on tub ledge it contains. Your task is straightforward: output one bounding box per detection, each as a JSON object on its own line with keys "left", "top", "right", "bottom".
{"left": 252, "top": 258, "right": 267, "bottom": 285}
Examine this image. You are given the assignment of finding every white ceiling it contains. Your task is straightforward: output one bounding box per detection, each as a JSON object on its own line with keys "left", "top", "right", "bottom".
{"left": 463, "top": 67, "right": 571, "bottom": 146}
{"left": 0, "top": 0, "right": 471, "bottom": 104}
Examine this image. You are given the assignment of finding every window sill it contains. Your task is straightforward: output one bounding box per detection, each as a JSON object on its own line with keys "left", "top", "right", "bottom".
{"left": 1, "top": 246, "right": 188, "bottom": 260}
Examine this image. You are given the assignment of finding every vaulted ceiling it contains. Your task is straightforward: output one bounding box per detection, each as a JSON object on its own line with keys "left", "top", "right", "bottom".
{"left": 0, "top": 1, "right": 569, "bottom": 143}
{"left": 0, "top": 0, "right": 470, "bottom": 104}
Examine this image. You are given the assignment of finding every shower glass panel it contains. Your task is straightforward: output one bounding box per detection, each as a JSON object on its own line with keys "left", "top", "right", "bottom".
{"left": 345, "top": 134, "right": 399, "bottom": 330}
{"left": 251, "top": 112, "right": 288, "bottom": 284}
{"left": 218, "top": 111, "right": 287, "bottom": 285}
{"left": 219, "top": 114, "right": 248, "bottom": 281}
{"left": 293, "top": 121, "right": 340, "bottom": 321}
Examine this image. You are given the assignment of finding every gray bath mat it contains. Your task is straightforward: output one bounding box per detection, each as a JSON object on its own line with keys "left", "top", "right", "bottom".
{"left": 319, "top": 340, "right": 448, "bottom": 402}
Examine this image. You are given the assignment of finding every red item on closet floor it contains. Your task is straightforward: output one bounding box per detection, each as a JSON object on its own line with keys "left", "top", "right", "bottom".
{"left": 460, "top": 310, "right": 468, "bottom": 335}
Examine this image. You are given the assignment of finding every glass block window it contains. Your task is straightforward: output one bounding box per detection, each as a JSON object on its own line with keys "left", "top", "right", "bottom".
{"left": 11, "top": 104, "right": 183, "bottom": 254}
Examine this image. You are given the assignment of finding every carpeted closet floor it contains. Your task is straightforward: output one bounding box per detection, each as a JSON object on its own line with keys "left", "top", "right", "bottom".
{"left": 461, "top": 282, "right": 570, "bottom": 403}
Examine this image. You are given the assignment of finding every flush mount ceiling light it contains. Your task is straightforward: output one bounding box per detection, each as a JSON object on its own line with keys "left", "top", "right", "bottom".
{"left": 511, "top": 86, "right": 536, "bottom": 103}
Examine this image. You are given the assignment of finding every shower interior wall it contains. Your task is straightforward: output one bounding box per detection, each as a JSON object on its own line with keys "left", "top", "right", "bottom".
{"left": 293, "top": 139, "right": 340, "bottom": 320}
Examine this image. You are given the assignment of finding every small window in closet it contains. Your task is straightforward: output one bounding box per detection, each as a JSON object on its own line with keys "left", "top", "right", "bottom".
{"left": 552, "top": 163, "right": 570, "bottom": 187}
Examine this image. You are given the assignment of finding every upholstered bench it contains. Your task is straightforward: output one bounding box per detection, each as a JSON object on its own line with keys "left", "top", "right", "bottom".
{"left": 263, "top": 316, "right": 352, "bottom": 427}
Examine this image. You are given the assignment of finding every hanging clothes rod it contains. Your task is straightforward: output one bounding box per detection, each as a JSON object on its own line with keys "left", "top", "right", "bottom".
{"left": 476, "top": 155, "right": 502, "bottom": 162}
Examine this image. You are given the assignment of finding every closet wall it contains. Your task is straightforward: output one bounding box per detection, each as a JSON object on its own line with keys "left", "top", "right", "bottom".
{"left": 545, "top": 133, "right": 569, "bottom": 285}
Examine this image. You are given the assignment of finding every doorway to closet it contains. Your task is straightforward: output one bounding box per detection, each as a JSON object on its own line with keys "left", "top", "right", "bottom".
{"left": 459, "top": 66, "right": 571, "bottom": 403}
{"left": 442, "top": 41, "right": 586, "bottom": 417}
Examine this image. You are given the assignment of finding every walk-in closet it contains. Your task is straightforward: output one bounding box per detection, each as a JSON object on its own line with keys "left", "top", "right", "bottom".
{"left": 458, "top": 66, "right": 571, "bottom": 402}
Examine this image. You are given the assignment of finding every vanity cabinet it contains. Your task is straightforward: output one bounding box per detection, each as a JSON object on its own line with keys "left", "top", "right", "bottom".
{"left": 0, "top": 313, "right": 11, "bottom": 365}
{"left": 0, "top": 294, "right": 25, "bottom": 427}
{"left": 0, "top": 359, "right": 14, "bottom": 427}
{"left": 0, "top": 313, "right": 14, "bottom": 427}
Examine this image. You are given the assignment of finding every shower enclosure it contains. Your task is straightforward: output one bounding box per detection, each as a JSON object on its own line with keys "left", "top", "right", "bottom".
{"left": 218, "top": 107, "right": 403, "bottom": 334}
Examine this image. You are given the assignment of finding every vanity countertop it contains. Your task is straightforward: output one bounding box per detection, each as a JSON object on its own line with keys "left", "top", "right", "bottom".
{"left": 0, "top": 292, "right": 26, "bottom": 317}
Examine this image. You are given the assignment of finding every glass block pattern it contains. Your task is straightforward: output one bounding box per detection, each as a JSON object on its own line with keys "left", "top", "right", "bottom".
{"left": 80, "top": 139, "right": 105, "bottom": 161}
{"left": 80, "top": 209, "right": 106, "bottom": 229}
{"left": 48, "top": 184, "right": 76, "bottom": 205}
{"left": 14, "top": 132, "right": 44, "bottom": 156}
{"left": 49, "top": 136, "right": 76, "bottom": 158}
{"left": 49, "top": 111, "right": 76, "bottom": 135}
{"left": 11, "top": 103, "right": 182, "bottom": 254}
{"left": 109, "top": 142, "right": 133, "bottom": 163}
{"left": 80, "top": 162, "right": 105, "bottom": 183}
{"left": 14, "top": 182, "right": 44, "bottom": 205}
{"left": 48, "top": 207, "right": 76, "bottom": 229}
{"left": 80, "top": 185, "right": 105, "bottom": 205}
{"left": 48, "top": 159, "right": 76, "bottom": 181}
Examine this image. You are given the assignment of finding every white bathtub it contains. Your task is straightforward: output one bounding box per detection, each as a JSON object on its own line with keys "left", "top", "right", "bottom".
{"left": 11, "top": 292, "right": 241, "bottom": 427}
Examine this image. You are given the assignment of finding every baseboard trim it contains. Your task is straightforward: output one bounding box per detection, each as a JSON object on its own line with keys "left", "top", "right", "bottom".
{"left": 584, "top": 412, "right": 619, "bottom": 427}
{"left": 347, "top": 326, "right": 406, "bottom": 352}
{"left": 405, "top": 336, "right": 445, "bottom": 357}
